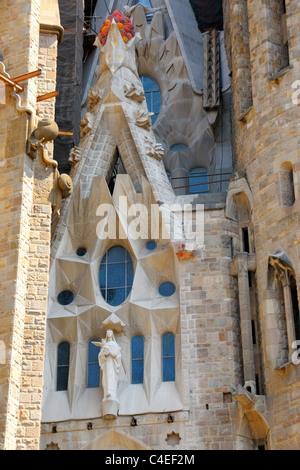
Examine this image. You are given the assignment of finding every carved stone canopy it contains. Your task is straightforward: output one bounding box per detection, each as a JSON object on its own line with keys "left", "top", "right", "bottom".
{"left": 269, "top": 254, "right": 295, "bottom": 286}
{"left": 101, "top": 313, "right": 126, "bottom": 334}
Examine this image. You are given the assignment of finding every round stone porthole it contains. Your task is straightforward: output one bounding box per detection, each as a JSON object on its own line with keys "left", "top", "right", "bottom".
{"left": 146, "top": 241, "right": 157, "bottom": 251}
{"left": 76, "top": 247, "right": 87, "bottom": 257}
{"left": 159, "top": 282, "right": 176, "bottom": 297}
{"left": 57, "top": 290, "right": 75, "bottom": 306}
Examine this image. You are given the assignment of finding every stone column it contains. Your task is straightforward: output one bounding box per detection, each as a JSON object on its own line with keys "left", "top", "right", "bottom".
{"left": 233, "top": 253, "right": 256, "bottom": 393}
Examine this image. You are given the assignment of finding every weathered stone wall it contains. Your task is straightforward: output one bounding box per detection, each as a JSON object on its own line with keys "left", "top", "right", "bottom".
{"left": 0, "top": 0, "right": 60, "bottom": 450}
{"left": 224, "top": 0, "right": 300, "bottom": 450}
{"left": 0, "top": 0, "right": 40, "bottom": 450}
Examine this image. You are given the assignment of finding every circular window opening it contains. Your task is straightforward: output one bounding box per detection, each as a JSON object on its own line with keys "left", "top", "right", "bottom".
{"left": 99, "top": 246, "right": 134, "bottom": 307}
{"left": 146, "top": 241, "right": 157, "bottom": 251}
{"left": 76, "top": 247, "right": 87, "bottom": 257}
{"left": 170, "top": 144, "right": 188, "bottom": 152}
{"left": 159, "top": 282, "right": 176, "bottom": 297}
{"left": 57, "top": 290, "right": 75, "bottom": 306}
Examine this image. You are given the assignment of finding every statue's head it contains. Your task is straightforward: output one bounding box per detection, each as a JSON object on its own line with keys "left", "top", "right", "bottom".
{"left": 106, "top": 329, "right": 114, "bottom": 340}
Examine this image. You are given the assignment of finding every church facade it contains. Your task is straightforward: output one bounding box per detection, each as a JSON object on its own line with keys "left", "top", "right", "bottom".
{"left": 0, "top": 0, "right": 299, "bottom": 451}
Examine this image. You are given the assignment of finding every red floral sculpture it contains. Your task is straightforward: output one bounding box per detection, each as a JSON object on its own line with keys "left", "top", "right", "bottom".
{"left": 99, "top": 10, "right": 135, "bottom": 46}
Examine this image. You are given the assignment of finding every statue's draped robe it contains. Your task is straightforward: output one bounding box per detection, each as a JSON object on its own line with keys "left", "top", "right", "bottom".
{"left": 99, "top": 341, "right": 122, "bottom": 399}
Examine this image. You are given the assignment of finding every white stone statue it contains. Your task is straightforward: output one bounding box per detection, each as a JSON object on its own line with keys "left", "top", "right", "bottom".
{"left": 98, "top": 329, "right": 122, "bottom": 400}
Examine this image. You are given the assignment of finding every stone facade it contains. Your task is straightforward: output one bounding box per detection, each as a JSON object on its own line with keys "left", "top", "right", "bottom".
{"left": 223, "top": 0, "right": 300, "bottom": 450}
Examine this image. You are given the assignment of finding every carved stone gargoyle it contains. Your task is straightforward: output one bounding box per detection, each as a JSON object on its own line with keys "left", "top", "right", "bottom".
{"left": 27, "top": 118, "right": 73, "bottom": 217}
{"left": 27, "top": 118, "right": 59, "bottom": 163}
{"left": 51, "top": 170, "right": 73, "bottom": 217}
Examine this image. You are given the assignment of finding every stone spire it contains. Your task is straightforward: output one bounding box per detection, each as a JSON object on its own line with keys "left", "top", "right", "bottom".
{"left": 67, "top": 13, "right": 174, "bottom": 205}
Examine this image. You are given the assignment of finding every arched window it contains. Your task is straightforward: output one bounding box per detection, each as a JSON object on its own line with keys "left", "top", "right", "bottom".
{"left": 87, "top": 339, "right": 100, "bottom": 388}
{"left": 140, "top": 76, "right": 161, "bottom": 124}
{"left": 162, "top": 333, "right": 175, "bottom": 382}
{"left": 280, "top": 162, "right": 295, "bottom": 207}
{"left": 99, "top": 246, "right": 134, "bottom": 306}
{"left": 131, "top": 336, "right": 144, "bottom": 384}
{"left": 189, "top": 168, "right": 209, "bottom": 194}
{"left": 57, "top": 342, "right": 70, "bottom": 391}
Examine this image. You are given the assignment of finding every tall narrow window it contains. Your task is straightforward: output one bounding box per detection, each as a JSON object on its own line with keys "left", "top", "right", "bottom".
{"left": 87, "top": 339, "right": 100, "bottom": 388}
{"left": 251, "top": 320, "right": 257, "bottom": 345}
{"left": 291, "top": 277, "right": 300, "bottom": 341}
{"left": 189, "top": 168, "right": 209, "bottom": 194}
{"left": 242, "top": 227, "right": 250, "bottom": 253}
{"left": 162, "top": 333, "right": 175, "bottom": 382}
{"left": 281, "top": 0, "right": 289, "bottom": 64}
{"left": 140, "top": 76, "right": 161, "bottom": 124}
{"left": 267, "top": 0, "right": 289, "bottom": 75}
{"left": 131, "top": 336, "right": 144, "bottom": 384}
{"left": 280, "top": 162, "right": 295, "bottom": 207}
{"left": 57, "top": 342, "right": 70, "bottom": 391}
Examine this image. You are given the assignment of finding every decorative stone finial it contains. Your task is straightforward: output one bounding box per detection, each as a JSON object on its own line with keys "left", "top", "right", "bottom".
{"left": 94, "top": 13, "right": 141, "bottom": 79}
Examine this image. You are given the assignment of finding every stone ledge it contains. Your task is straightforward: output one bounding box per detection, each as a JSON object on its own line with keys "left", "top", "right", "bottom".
{"left": 175, "top": 192, "right": 227, "bottom": 210}
{"left": 268, "top": 64, "right": 293, "bottom": 83}
{"left": 275, "top": 361, "right": 300, "bottom": 385}
{"left": 238, "top": 105, "right": 253, "bottom": 124}
{"left": 40, "top": 24, "right": 64, "bottom": 45}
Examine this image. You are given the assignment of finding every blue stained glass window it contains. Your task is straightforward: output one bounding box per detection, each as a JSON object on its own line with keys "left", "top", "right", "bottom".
{"left": 189, "top": 168, "right": 209, "bottom": 194}
{"left": 57, "top": 342, "right": 70, "bottom": 391}
{"left": 76, "top": 247, "right": 87, "bottom": 257}
{"left": 162, "top": 333, "right": 175, "bottom": 382}
{"left": 140, "top": 76, "right": 161, "bottom": 124}
{"left": 99, "top": 246, "right": 134, "bottom": 306}
{"left": 146, "top": 241, "right": 157, "bottom": 251}
{"left": 131, "top": 336, "right": 144, "bottom": 384}
{"left": 159, "top": 282, "right": 176, "bottom": 297}
{"left": 57, "top": 290, "right": 74, "bottom": 306}
{"left": 87, "top": 339, "right": 100, "bottom": 388}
